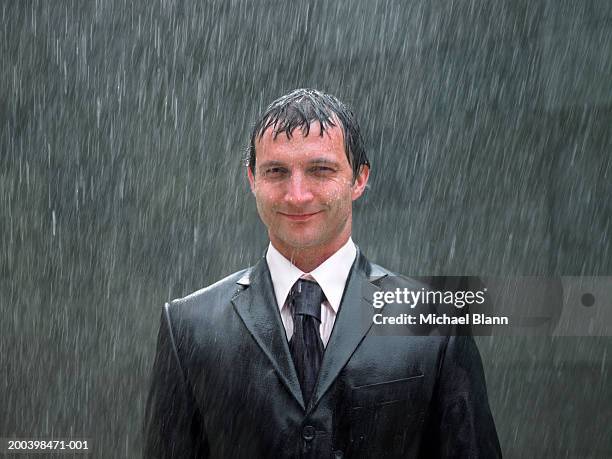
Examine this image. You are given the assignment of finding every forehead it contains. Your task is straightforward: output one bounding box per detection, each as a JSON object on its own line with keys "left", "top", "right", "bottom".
{"left": 255, "top": 121, "right": 347, "bottom": 163}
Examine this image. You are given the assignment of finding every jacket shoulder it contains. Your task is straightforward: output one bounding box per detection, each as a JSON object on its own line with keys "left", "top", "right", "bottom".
{"left": 167, "top": 267, "right": 251, "bottom": 313}
{"left": 367, "top": 261, "right": 395, "bottom": 280}
{"left": 367, "top": 261, "right": 431, "bottom": 290}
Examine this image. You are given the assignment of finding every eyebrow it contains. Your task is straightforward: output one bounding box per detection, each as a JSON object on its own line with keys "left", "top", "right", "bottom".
{"left": 258, "top": 160, "right": 286, "bottom": 169}
{"left": 307, "top": 158, "right": 340, "bottom": 167}
{"left": 258, "top": 158, "right": 341, "bottom": 169}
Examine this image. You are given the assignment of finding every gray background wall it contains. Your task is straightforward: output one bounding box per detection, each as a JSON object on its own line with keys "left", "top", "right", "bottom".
{"left": 1, "top": 0, "right": 611, "bottom": 457}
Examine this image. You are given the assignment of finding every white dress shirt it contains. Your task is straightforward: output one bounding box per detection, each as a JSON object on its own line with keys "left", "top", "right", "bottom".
{"left": 266, "top": 238, "right": 357, "bottom": 348}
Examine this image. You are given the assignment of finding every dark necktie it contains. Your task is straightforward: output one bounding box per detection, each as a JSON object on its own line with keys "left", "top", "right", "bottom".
{"left": 288, "top": 278, "right": 325, "bottom": 406}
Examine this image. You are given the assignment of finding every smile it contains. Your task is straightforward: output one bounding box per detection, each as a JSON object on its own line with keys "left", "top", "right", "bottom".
{"left": 278, "top": 211, "right": 321, "bottom": 221}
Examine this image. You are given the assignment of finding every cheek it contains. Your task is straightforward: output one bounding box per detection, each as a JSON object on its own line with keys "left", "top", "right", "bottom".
{"left": 254, "top": 187, "right": 277, "bottom": 206}
{"left": 256, "top": 192, "right": 287, "bottom": 221}
{"left": 253, "top": 191, "right": 270, "bottom": 214}
{"left": 321, "top": 184, "right": 352, "bottom": 206}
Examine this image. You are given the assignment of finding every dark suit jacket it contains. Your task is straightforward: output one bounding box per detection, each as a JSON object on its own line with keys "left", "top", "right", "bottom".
{"left": 143, "top": 250, "right": 502, "bottom": 458}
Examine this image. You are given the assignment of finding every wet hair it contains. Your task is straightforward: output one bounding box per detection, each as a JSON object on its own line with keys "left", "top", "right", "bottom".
{"left": 247, "top": 88, "right": 370, "bottom": 181}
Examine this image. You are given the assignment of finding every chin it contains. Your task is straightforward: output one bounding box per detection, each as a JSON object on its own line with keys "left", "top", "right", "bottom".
{"left": 285, "top": 240, "right": 318, "bottom": 250}
{"left": 278, "top": 234, "right": 323, "bottom": 250}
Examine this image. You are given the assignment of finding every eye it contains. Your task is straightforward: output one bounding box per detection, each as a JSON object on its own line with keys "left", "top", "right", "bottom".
{"left": 310, "top": 166, "right": 335, "bottom": 175}
{"left": 263, "top": 167, "right": 288, "bottom": 178}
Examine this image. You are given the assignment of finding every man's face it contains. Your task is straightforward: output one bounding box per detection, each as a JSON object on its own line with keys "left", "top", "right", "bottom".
{"left": 248, "top": 121, "right": 369, "bottom": 257}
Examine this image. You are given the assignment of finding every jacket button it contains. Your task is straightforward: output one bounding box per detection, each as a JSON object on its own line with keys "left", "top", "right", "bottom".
{"left": 302, "top": 425, "right": 315, "bottom": 441}
{"left": 333, "top": 450, "right": 344, "bottom": 458}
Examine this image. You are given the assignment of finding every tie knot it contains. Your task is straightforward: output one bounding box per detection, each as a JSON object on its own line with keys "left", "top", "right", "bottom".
{"left": 290, "top": 279, "right": 325, "bottom": 321}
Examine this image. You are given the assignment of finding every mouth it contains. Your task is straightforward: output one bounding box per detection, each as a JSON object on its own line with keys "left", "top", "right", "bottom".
{"left": 278, "top": 211, "right": 321, "bottom": 222}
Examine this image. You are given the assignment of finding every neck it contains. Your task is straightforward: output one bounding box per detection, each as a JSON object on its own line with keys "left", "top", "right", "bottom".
{"left": 271, "top": 236, "right": 351, "bottom": 273}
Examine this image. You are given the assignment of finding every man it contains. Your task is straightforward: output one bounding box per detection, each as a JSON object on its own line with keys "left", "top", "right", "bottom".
{"left": 143, "top": 89, "right": 502, "bottom": 458}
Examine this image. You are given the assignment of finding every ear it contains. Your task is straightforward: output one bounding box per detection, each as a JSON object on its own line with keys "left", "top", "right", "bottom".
{"left": 247, "top": 165, "right": 256, "bottom": 194}
{"left": 351, "top": 165, "right": 370, "bottom": 201}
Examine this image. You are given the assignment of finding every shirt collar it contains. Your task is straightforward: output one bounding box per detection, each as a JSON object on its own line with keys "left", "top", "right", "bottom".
{"left": 265, "top": 238, "right": 357, "bottom": 313}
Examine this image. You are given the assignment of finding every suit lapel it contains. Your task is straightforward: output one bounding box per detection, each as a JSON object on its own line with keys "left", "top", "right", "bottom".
{"left": 309, "top": 251, "right": 384, "bottom": 411}
{"left": 231, "top": 257, "right": 306, "bottom": 410}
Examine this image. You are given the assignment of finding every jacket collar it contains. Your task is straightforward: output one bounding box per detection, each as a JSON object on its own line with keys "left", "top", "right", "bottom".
{"left": 264, "top": 238, "right": 357, "bottom": 316}
{"left": 232, "top": 247, "right": 388, "bottom": 412}
{"left": 236, "top": 248, "right": 389, "bottom": 286}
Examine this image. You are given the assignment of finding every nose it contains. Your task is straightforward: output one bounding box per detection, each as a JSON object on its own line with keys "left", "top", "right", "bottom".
{"left": 284, "top": 171, "right": 314, "bottom": 206}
